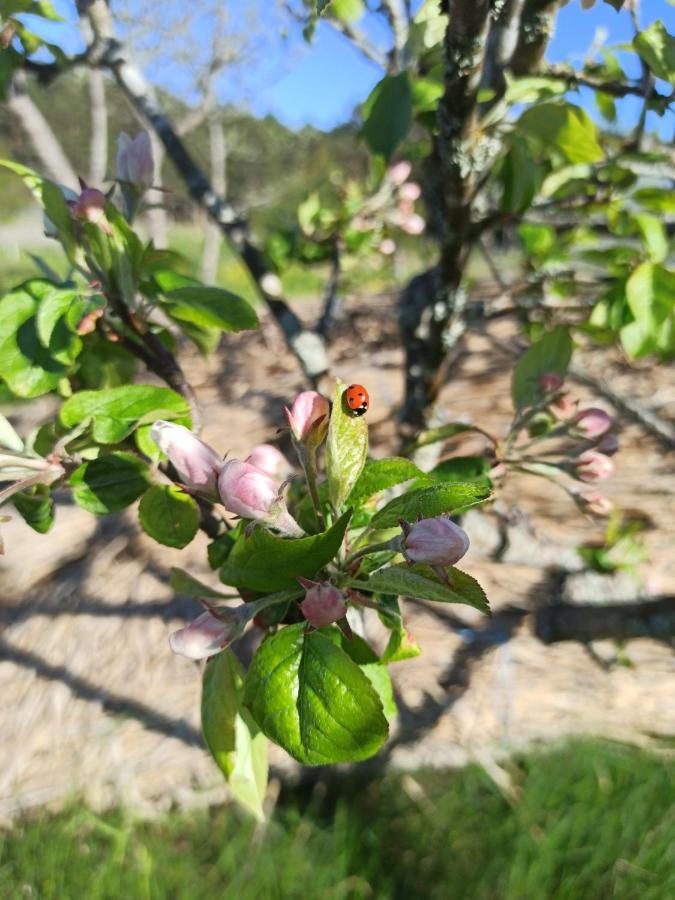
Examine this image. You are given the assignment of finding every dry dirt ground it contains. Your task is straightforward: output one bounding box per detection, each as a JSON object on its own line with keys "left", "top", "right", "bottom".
{"left": 1, "top": 292, "right": 674, "bottom": 821}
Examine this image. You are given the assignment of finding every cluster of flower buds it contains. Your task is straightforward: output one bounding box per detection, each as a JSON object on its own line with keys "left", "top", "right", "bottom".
{"left": 504, "top": 372, "right": 620, "bottom": 516}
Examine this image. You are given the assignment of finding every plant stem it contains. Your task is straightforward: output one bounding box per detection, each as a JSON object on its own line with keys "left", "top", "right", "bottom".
{"left": 343, "top": 537, "right": 400, "bottom": 570}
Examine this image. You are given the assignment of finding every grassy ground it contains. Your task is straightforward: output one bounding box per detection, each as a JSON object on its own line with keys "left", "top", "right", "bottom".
{"left": 1, "top": 740, "right": 673, "bottom": 900}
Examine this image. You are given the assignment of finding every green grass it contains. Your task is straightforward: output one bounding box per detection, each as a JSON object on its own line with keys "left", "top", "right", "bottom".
{"left": 1, "top": 740, "right": 673, "bottom": 900}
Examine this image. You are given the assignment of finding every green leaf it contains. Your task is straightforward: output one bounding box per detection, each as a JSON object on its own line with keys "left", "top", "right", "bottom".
{"left": 406, "top": 422, "right": 480, "bottom": 451}
{"left": 202, "top": 651, "right": 268, "bottom": 821}
{"left": 326, "top": 379, "right": 368, "bottom": 510}
{"left": 511, "top": 327, "right": 572, "bottom": 411}
{"left": 60, "top": 385, "right": 190, "bottom": 444}
{"left": 329, "top": 0, "right": 364, "bottom": 22}
{"left": 362, "top": 73, "right": 413, "bottom": 162}
{"left": 219, "top": 510, "right": 352, "bottom": 593}
{"left": 369, "top": 481, "right": 491, "bottom": 530}
{"left": 77, "top": 338, "right": 137, "bottom": 389}
{"left": 626, "top": 263, "right": 675, "bottom": 331}
{"left": 12, "top": 484, "right": 54, "bottom": 534}
{"left": 138, "top": 485, "right": 199, "bottom": 549}
{"left": 33, "top": 286, "right": 85, "bottom": 365}
{"left": 0, "top": 282, "right": 70, "bottom": 398}
{"left": 377, "top": 596, "right": 421, "bottom": 663}
{"left": 411, "top": 76, "right": 443, "bottom": 114}
{"left": 519, "top": 102, "right": 604, "bottom": 164}
{"left": 360, "top": 663, "right": 397, "bottom": 723}
{"left": 70, "top": 452, "right": 150, "bottom": 514}
{"left": 243, "top": 623, "right": 388, "bottom": 765}
{"left": 429, "top": 456, "right": 490, "bottom": 483}
{"left": 634, "top": 214, "right": 669, "bottom": 264}
{"left": 164, "top": 287, "right": 258, "bottom": 333}
{"left": 170, "top": 566, "right": 239, "bottom": 599}
{"left": 350, "top": 564, "right": 489, "bottom": 612}
{"left": 518, "top": 223, "right": 555, "bottom": 258}
{"left": 634, "top": 21, "right": 675, "bottom": 84}
{"left": 348, "top": 457, "right": 429, "bottom": 509}
{"left": 501, "top": 137, "right": 540, "bottom": 215}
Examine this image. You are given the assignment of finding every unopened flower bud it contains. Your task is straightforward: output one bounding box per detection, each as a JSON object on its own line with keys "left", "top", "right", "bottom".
{"left": 71, "top": 188, "right": 108, "bottom": 227}
{"left": 576, "top": 490, "right": 613, "bottom": 517}
{"left": 116, "top": 130, "right": 154, "bottom": 193}
{"left": 399, "top": 182, "right": 421, "bottom": 202}
{"left": 246, "top": 444, "right": 289, "bottom": 478}
{"left": 595, "top": 433, "right": 619, "bottom": 456}
{"left": 538, "top": 372, "right": 563, "bottom": 393}
{"left": 379, "top": 238, "right": 396, "bottom": 256}
{"left": 572, "top": 408, "right": 613, "bottom": 439}
{"left": 285, "top": 391, "right": 330, "bottom": 446}
{"left": 218, "top": 458, "right": 303, "bottom": 535}
{"left": 401, "top": 516, "right": 470, "bottom": 567}
{"left": 400, "top": 213, "right": 425, "bottom": 236}
{"left": 150, "top": 420, "right": 223, "bottom": 498}
{"left": 76, "top": 307, "right": 104, "bottom": 335}
{"left": 388, "top": 160, "right": 412, "bottom": 185}
{"left": 299, "top": 578, "right": 347, "bottom": 628}
{"left": 551, "top": 391, "right": 576, "bottom": 420}
{"left": 574, "top": 450, "right": 614, "bottom": 483}
{"left": 169, "top": 608, "right": 245, "bottom": 659}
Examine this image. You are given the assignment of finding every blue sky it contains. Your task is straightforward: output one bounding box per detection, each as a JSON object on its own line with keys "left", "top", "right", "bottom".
{"left": 32, "top": 0, "right": 675, "bottom": 134}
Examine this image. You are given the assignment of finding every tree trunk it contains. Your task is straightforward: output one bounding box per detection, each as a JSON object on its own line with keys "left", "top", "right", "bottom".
{"left": 88, "top": 68, "right": 108, "bottom": 185}
{"left": 200, "top": 113, "right": 226, "bottom": 284}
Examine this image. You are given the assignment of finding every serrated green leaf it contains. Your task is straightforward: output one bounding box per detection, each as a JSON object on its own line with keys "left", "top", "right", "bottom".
{"left": 77, "top": 338, "right": 137, "bottom": 390}
{"left": 348, "top": 457, "right": 429, "bottom": 509}
{"left": 164, "top": 286, "right": 259, "bottom": 333}
{"left": 362, "top": 73, "right": 412, "bottom": 162}
{"left": 350, "top": 564, "right": 489, "bottom": 612}
{"left": 243, "top": 623, "right": 388, "bottom": 765}
{"left": 219, "top": 510, "right": 351, "bottom": 593}
{"left": 60, "top": 385, "right": 190, "bottom": 443}
{"left": 138, "top": 485, "right": 199, "bottom": 548}
{"left": 519, "top": 102, "right": 604, "bottom": 164}
{"left": 0, "top": 281, "right": 70, "bottom": 398}
{"left": 368, "top": 481, "right": 490, "bottom": 530}
{"left": 428, "top": 456, "right": 491, "bottom": 483}
{"left": 202, "top": 651, "right": 268, "bottom": 821}
{"left": 326, "top": 379, "right": 368, "bottom": 510}
{"left": 70, "top": 452, "right": 150, "bottom": 514}
{"left": 511, "top": 327, "right": 572, "bottom": 411}
{"left": 12, "top": 484, "right": 54, "bottom": 534}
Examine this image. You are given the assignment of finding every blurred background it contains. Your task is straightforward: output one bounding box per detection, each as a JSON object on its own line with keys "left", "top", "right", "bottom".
{"left": 1, "top": 0, "right": 674, "bottom": 897}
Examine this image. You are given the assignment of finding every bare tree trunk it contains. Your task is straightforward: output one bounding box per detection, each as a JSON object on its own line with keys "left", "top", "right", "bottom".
{"left": 145, "top": 132, "right": 168, "bottom": 248}
{"left": 7, "top": 71, "right": 78, "bottom": 189}
{"left": 88, "top": 68, "right": 108, "bottom": 184}
{"left": 200, "top": 113, "right": 226, "bottom": 283}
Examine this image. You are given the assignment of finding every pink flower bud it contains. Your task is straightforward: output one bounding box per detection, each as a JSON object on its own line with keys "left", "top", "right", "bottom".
{"left": 379, "top": 238, "right": 396, "bottom": 256}
{"left": 576, "top": 490, "right": 613, "bottom": 517}
{"left": 150, "top": 420, "right": 223, "bottom": 497}
{"left": 401, "top": 516, "right": 470, "bottom": 566}
{"left": 71, "top": 188, "right": 108, "bottom": 226}
{"left": 245, "top": 444, "right": 289, "bottom": 478}
{"left": 169, "top": 608, "right": 245, "bottom": 660}
{"left": 76, "top": 307, "right": 104, "bottom": 335}
{"left": 572, "top": 408, "right": 613, "bottom": 439}
{"left": 399, "top": 182, "right": 421, "bottom": 202}
{"left": 538, "top": 372, "right": 563, "bottom": 393}
{"left": 285, "top": 391, "right": 330, "bottom": 445}
{"left": 595, "top": 433, "right": 619, "bottom": 456}
{"left": 574, "top": 451, "right": 614, "bottom": 483}
{"left": 400, "top": 213, "right": 425, "bottom": 236}
{"left": 299, "top": 579, "right": 347, "bottom": 628}
{"left": 388, "top": 161, "right": 412, "bottom": 185}
{"left": 116, "top": 130, "right": 154, "bottom": 192}
{"left": 551, "top": 391, "right": 576, "bottom": 420}
{"left": 218, "top": 458, "right": 278, "bottom": 519}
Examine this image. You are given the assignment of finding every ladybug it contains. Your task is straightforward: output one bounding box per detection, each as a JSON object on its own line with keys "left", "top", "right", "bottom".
{"left": 345, "top": 383, "right": 369, "bottom": 417}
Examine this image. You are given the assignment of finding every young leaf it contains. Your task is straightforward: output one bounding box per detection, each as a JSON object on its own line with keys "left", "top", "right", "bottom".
{"left": 12, "top": 484, "right": 54, "bottom": 534}
{"left": 634, "top": 20, "right": 675, "bottom": 85}
{"left": 348, "top": 457, "right": 429, "bottom": 509}
{"left": 519, "top": 102, "right": 604, "bottom": 164}
{"left": 164, "top": 286, "right": 259, "bottom": 333}
{"left": 60, "top": 385, "right": 191, "bottom": 443}
{"left": 428, "top": 456, "right": 491, "bottom": 483}
{"left": 138, "top": 485, "right": 199, "bottom": 549}
{"left": 511, "top": 327, "right": 572, "bottom": 411}
{"left": 219, "top": 510, "right": 351, "bottom": 593}
{"left": 202, "top": 651, "right": 268, "bottom": 821}
{"left": 368, "top": 481, "right": 491, "bottom": 530}
{"left": 243, "top": 623, "right": 388, "bottom": 765}
{"left": 350, "top": 564, "right": 489, "bottom": 612}
{"left": 326, "top": 379, "right": 368, "bottom": 510}
{"left": 70, "top": 452, "right": 150, "bottom": 514}
{"left": 377, "top": 596, "right": 421, "bottom": 663}
{"left": 362, "top": 73, "right": 412, "bottom": 161}
{"left": 0, "top": 281, "right": 70, "bottom": 398}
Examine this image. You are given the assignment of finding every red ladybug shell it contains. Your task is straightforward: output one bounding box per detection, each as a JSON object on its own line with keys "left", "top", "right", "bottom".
{"left": 345, "top": 384, "right": 369, "bottom": 417}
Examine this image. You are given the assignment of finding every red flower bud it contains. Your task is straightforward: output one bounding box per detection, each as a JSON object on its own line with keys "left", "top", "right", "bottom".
{"left": 401, "top": 516, "right": 470, "bottom": 567}
{"left": 573, "top": 408, "right": 613, "bottom": 439}
{"left": 169, "top": 608, "right": 246, "bottom": 659}
{"left": 299, "top": 579, "right": 347, "bottom": 628}
{"left": 574, "top": 450, "right": 614, "bottom": 483}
